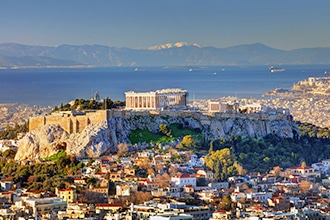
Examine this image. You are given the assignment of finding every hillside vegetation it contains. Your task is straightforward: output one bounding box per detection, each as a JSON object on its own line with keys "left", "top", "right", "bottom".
{"left": 128, "top": 120, "right": 330, "bottom": 173}
{"left": 129, "top": 123, "right": 203, "bottom": 147}
{"left": 52, "top": 98, "right": 125, "bottom": 112}
{"left": 210, "top": 133, "right": 330, "bottom": 173}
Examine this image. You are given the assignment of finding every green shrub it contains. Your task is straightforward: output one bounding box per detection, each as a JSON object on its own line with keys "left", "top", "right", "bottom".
{"left": 43, "top": 150, "right": 67, "bottom": 161}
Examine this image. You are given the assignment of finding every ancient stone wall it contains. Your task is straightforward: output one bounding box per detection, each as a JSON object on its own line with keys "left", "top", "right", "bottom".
{"left": 29, "top": 116, "right": 46, "bottom": 131}
{"left": 29, "top": 110, "right": 109, "bottom": 133}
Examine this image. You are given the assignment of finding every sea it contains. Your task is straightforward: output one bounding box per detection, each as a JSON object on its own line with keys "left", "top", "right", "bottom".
{"left": 0, "top": 65, "right": 328, "bottom": 106}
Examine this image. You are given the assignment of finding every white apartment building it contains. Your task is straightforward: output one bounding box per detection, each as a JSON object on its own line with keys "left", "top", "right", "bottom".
{"left": 322, "top": 159, "right": 330, "bottom": 173}
{"left": 171, "top": 174, "right": 196, "bottom": 189}
{"left": 246, "top": 192, "right": 273, "bottom": 204}
{"left": 286, "top": 166, "right": 321, "bottom": 178}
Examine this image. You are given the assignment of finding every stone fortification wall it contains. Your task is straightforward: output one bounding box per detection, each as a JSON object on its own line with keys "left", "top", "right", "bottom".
{"left": 29, "top": 109, "right": 291, "bottom": 134}
{"left": 29, "top": 116, "right": 46, "bottom": 131}
{"left": 29, "top": 110, "right": 108, "bottom": 133}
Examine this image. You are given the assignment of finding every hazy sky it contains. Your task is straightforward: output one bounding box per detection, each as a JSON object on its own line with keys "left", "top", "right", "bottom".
{"left": 1, "top": 0, "right": 330, "bottom": 50}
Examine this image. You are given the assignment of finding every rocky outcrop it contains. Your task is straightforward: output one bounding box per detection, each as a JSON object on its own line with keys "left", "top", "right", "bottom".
{"left": 208, "top": 117, "right": 296, "bottom": 139}
{"left": 129, "top": 114, "right": 298, "bottom": 140}
{"left": 15, "top": 112, "right": 299, "bottom": 161}
{"left": 15, "top": 117, "right": 130, "bottom": 161}
{"left": 66, "top": 117, "right": 130, "bottom": 158}
{"left": 15, "top": 124, "right": 68, "bottom": 160}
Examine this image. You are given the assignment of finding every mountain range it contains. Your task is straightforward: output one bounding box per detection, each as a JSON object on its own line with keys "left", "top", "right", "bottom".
{"left": 1, "top": 42, "right": 330, "bottom": 67}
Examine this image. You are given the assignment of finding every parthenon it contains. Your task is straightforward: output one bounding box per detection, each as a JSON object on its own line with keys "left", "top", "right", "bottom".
{"left": 125, "top": 88, "right": 187, "bottom": 110}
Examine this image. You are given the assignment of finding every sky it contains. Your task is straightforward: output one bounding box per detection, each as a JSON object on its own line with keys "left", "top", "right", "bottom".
{"left": 1, "top": 0, "right": 330, "bottom": 50}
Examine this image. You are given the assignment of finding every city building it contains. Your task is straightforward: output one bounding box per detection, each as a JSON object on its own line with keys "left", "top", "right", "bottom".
{"left": 171, "top": 174, "right": 197, "bottom": 189}
{"left": 17, "top": 197, "right": 67, "bottom": 218}
{"left": 55, "top": 188, "right": 77, "bottom": 203}
{"left": 285, "top": 166, "right": 321, "bottom": 179}
{"left": 150, "top": 214, "right": 193, "bottom": 220}
{"left": 322, "top": 159, "right": 330, "bottom": 174}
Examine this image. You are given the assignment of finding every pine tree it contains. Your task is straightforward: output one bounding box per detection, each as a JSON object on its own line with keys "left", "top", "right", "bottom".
{"left": 214, "top": 160, "right": 221, "bottom": 180}
{"left": 209, "top": 141, "right": 214, "bottom": 154}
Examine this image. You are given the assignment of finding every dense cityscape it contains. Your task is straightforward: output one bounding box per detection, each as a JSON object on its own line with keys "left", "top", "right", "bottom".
{"left": 2, "top": 1, "right": 330, "bottom": 219}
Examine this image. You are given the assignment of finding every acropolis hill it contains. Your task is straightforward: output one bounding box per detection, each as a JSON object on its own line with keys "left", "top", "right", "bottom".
{"left": 28, "top": 108, "right": 294, "bottom": 135}
{"left": 29, "top": 88, "right": 295, "bottom": 135}
{"left": 19, "top": 88, "right": 299, "bottom": 160}
{"left": 19, "top": 107, "right": 299, "bottom": 161}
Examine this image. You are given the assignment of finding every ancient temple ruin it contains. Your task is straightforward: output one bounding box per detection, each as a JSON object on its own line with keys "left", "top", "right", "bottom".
{"left": 125, "top": 88, "right": 187, "bottom": 110}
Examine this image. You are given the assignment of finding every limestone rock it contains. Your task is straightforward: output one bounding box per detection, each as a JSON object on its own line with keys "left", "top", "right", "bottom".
{"left": 66, "top": 117, "right": 131, "bottom": 158}
{"left": 15, "top": 124, "right": 67, "bottom": 161}
{"left": 16, "top": 112, "right": 299, "bottom": 161}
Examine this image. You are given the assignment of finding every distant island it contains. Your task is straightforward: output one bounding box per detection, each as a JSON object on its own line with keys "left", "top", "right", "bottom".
{"left": 1, "top": 42, "right": 330, "bottom": 67}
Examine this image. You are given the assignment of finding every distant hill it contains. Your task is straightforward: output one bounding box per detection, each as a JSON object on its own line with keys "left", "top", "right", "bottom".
{"left": 1, "top": 42, "right": 330, "bottom": 67}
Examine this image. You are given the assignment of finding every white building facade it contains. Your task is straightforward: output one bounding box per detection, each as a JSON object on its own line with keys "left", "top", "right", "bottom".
{"left": 171, "top": 174, "right": 196, "bottom": 189}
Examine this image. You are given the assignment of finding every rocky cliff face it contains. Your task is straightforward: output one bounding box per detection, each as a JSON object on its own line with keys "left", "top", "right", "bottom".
{"left": 208, "top": 116, "right": 296, "bottom": 140}
{"left": 66, "top": 117, "right": 131, "bottom": 158}
{"left": 15, "top": 113, "right": 299, "bottom": 161}
{"left": 15, "top": 124, "right": 68, "bottom": 160}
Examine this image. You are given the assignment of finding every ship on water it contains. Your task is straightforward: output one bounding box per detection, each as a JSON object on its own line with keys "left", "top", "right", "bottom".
{"left": 269, "top": 66, "right": 285, "bottom": 73}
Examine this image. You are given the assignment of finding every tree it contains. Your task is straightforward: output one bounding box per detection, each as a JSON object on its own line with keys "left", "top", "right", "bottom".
{"left": 14, "top": 166, "right": 30, "bottom": 183}
{"left": 214, "top": 160, "right": 222, "bottom": 180}
{"left": 204, "top": 148, "right": 236, "bottom": 181}
{"left": 219, "top": 194, "right": 232, "bottom": 211}
{"left": 2, "top": 149, "right": 17, "bottom": 159}
{"left": 27, "top": 175, "right": 37, "bottom": 183}
{"left": 102, "top": 97, "right": 115, "bottom": 110}
{"left": 209, "top": 141, "right": 214, "bottom": 154}
{"left": 299, "top": 180, "right": 312, "bottom": 195}
{"left": 130, "top": 191, "right": 153, "bottom": 204}
{"left": 180, "top": 135, "right": 196, "bottom": 148}
{"left": 272, "top": 166, "right": 282, "bottom": 178}
{"left": 104, "top": 98, "right": 114, "bottom": 109}
{"left": 155, "top": 173, "right": 171, "bottom": 188}
{"left": 108, "top": 181, "right": 116, "bottom": 195}
{"left": 159, "top": 124, "right": 171, "bottom": 137}
{"left": 234, "top": 162, "right": 247, "bottom": 176}
{"left": 85, "top": 177, "right": 97, "bottom": 187}
{"left": 78, "top": 191, "right": 107, "bottom": 204}
{"left": 56, "top": 154, "right": 71, "bottom": 169}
